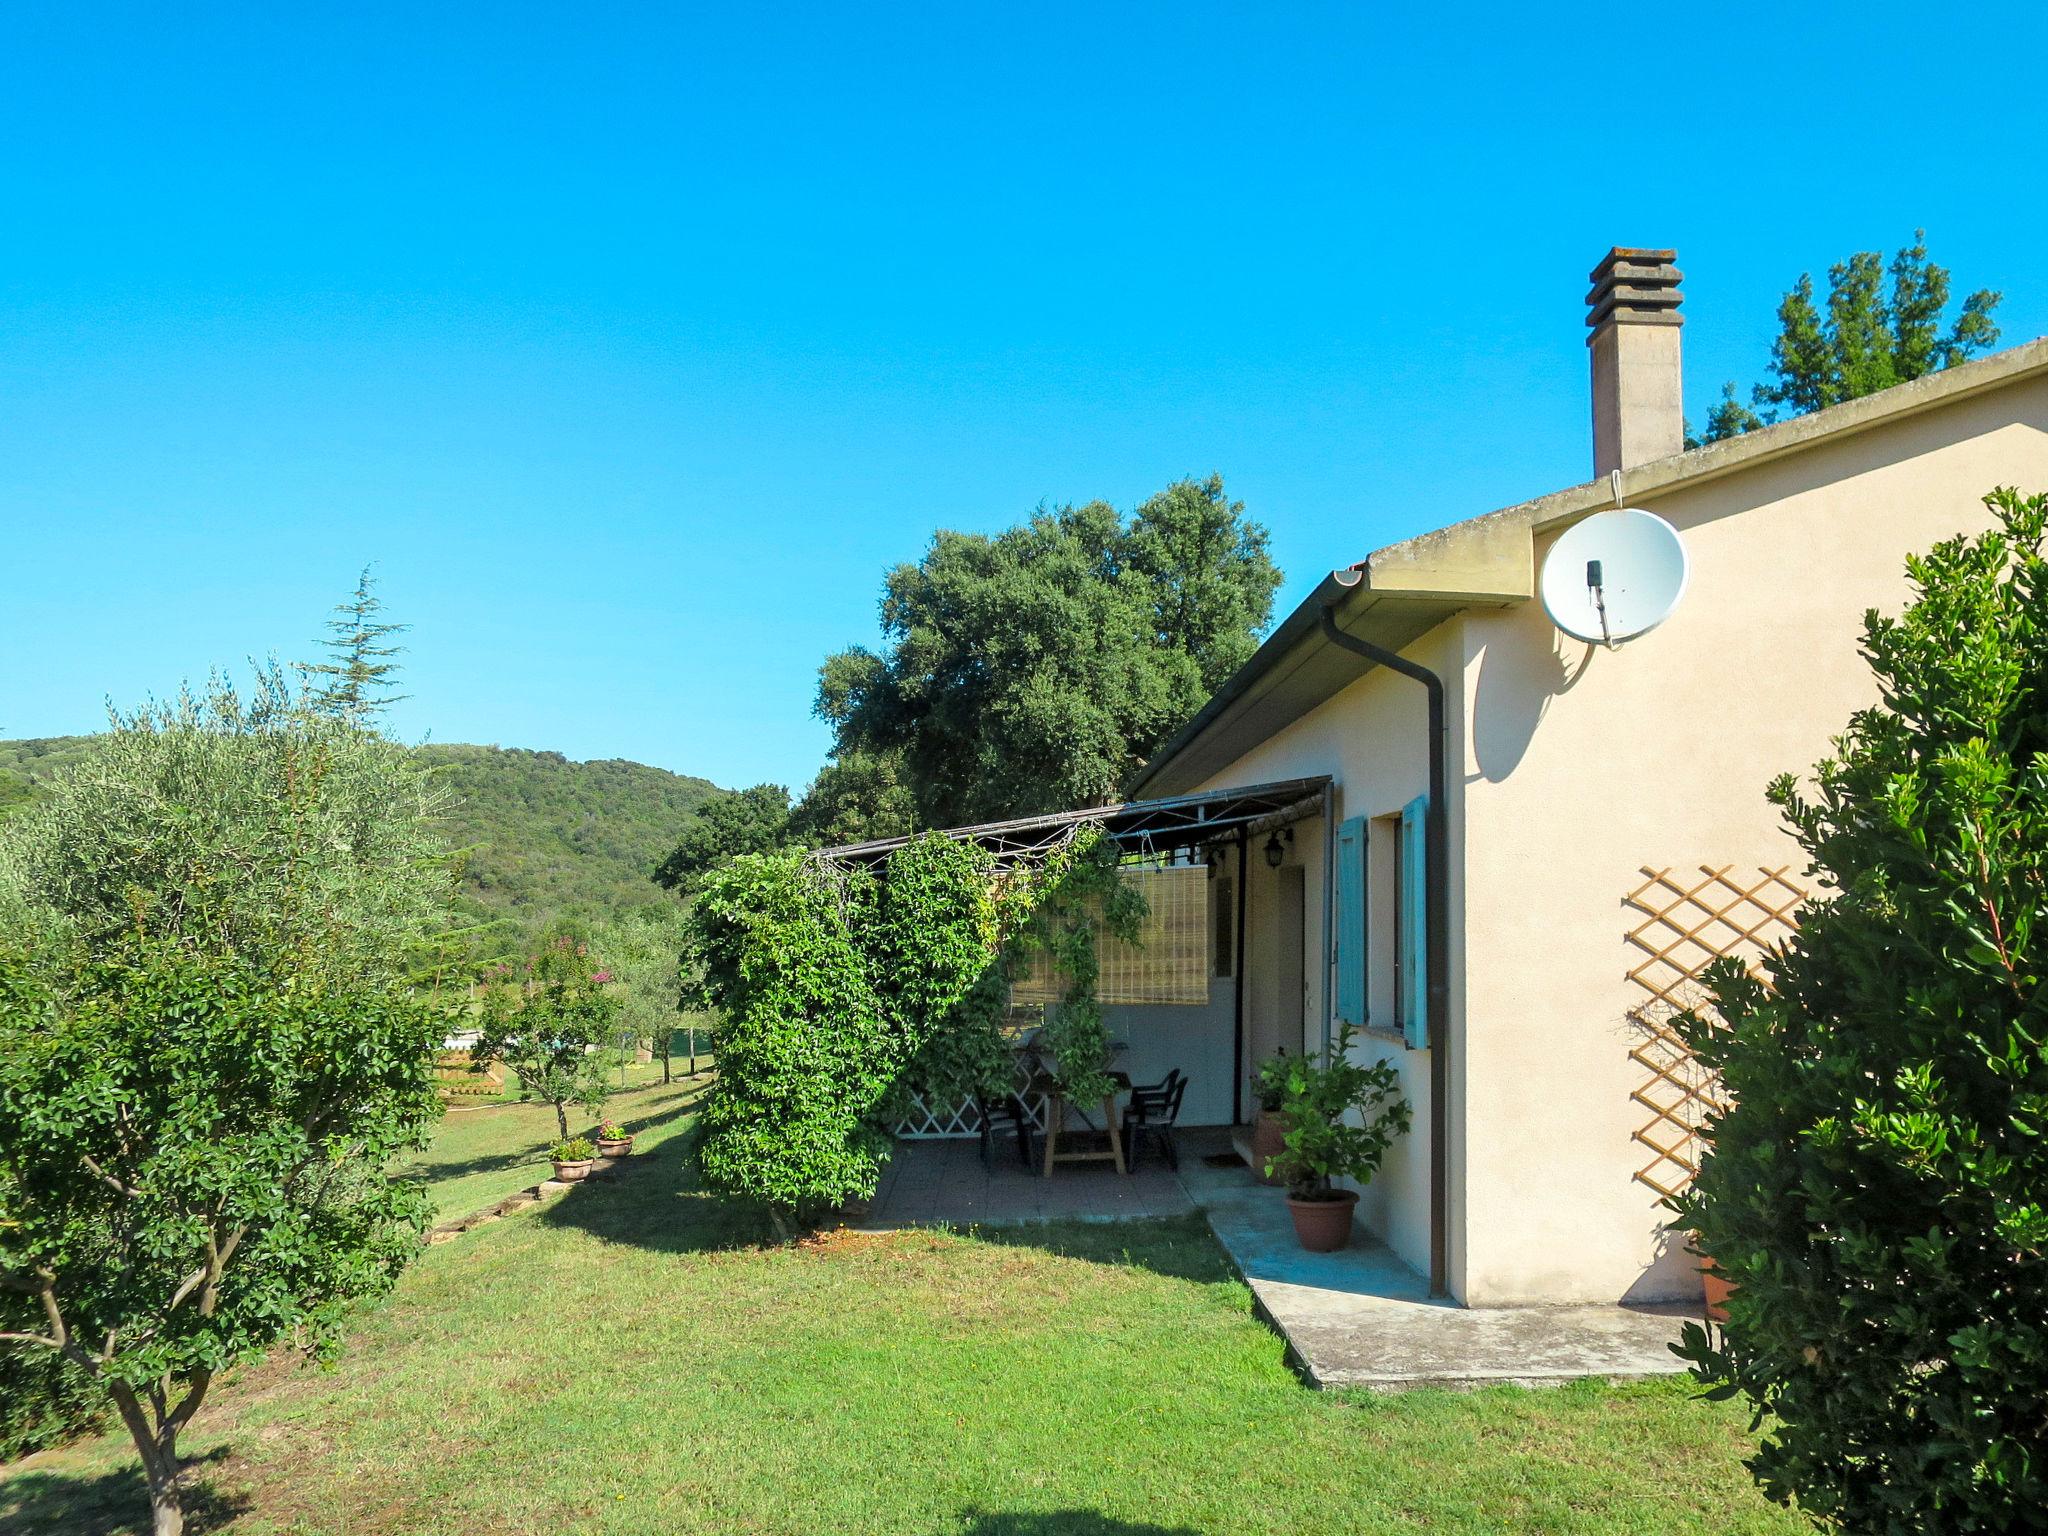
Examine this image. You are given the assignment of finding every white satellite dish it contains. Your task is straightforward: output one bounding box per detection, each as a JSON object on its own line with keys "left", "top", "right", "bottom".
{"left": 1540, "top": 508, "right": 1688, "bottom": 646}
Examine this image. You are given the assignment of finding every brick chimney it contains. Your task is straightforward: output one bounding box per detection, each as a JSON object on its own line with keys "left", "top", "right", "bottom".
{"left": 1586, "top": 247, "right": 1683, "bottom": 477}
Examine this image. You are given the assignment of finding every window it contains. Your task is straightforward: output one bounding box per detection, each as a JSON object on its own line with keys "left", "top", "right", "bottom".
{"left": 1365, "top": 804, "right": 1427, "bottom": 1048}
{"left": 1390, "top": 823, "right": 1406, "bottom": 1037}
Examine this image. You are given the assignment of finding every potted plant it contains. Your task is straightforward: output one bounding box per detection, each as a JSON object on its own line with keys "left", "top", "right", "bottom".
{"left": 1695, "top": 1246, "right": 1733, "bottom": 1322}
{"left": 550, "top": 1136, "right": 596, "bottom": 1182}
{"left": 1265, "top": 1023, "right": 1412, "bottom": 1252}
{"left": 594, "top": 1118, "right": 634, "bottom": 1158}
{"left": 1250, "top": 1051, "right": 1290, "bottom": 1186}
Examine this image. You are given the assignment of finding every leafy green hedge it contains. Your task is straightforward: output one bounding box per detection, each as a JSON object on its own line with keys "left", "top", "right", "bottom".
{"left": 1676, "top": 488, "right": 2048, "bottom": 1530}
{"left": 685, "top": 829, "right": 1138, "bottom": 1227}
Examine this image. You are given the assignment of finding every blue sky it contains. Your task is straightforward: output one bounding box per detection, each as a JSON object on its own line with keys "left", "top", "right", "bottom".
{"left": 5, "top": 3, "right": 2045, "bottom": 792}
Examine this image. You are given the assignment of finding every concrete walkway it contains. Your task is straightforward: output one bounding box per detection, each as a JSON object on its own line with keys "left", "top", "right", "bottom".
{"left": 1179, "top": 1154, "right": 1695, "bottom": 1390}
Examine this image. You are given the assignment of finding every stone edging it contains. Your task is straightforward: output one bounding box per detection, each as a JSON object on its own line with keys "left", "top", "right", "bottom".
{"left": 425, "top": 1153, "right": 647, "bottom": 1246}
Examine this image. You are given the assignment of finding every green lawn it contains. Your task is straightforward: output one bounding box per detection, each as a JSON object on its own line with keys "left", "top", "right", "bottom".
{"left": 401, "top": 1070, "right": 710, "bottom": 1222}
{"left": 1, "top": 1107, "right": 1801, "bottom": 1536}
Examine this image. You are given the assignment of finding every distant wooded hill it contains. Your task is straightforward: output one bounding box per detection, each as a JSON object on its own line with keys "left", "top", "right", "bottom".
{"left": 0, "top": 737, "right": 721, "bottom": 956}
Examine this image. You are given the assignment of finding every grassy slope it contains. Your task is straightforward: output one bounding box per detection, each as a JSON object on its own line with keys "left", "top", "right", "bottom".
{"left": 0, "top": 738, "right": 719, "bottom": 954}
{"left": 3, "top": 1110, "right": 1800, "bottom": 1536}
{"left": 403, "top": 1070, "right": 709, "bottom": 1221}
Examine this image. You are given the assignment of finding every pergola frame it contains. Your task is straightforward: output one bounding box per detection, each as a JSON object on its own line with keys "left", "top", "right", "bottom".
{"left": 813, "top": 774, "right": 1336, "bottom": 1137}
{"left": 809, "top": 776, "right": 1332, "bottom": 872}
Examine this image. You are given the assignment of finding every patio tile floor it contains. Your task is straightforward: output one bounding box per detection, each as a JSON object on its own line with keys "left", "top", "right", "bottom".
{"left": 853, "top": 1128, "right": 1226, "bottom": 1230}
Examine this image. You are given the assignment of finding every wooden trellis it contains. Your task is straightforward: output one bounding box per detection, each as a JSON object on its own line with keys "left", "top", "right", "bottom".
{"left": 1625, "top": 864, "right": 1809, "bottom": 1199}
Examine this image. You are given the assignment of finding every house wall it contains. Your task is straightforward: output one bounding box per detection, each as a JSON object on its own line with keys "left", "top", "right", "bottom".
{"left": 1455, "top": 375, "right": 2048, "bottom": 1304}
{"left": 1104, "top": 982, "right": 1235, "bottom": 1127}
{"left": 1189, "top": 622, "right": 1468, "bottom": 1283}
{"left": 1174, "top": 372, "right": 2048, "bottom": 1305}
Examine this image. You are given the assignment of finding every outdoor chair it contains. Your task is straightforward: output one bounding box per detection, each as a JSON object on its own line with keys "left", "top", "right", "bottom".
{"left": 1122, "top": 1070, "right": 1187, "bottom": 1172}
{"left": 975, "top": 1094, "right": 1036, "bottom": 1172}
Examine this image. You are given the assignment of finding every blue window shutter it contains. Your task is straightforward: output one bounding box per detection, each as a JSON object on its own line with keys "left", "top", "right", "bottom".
{"left": 1335, "top": 815, "right": 1366, "bottom": 1026}
{"left": 1400, "top": 795, "right": 1428, "bottom": 1049}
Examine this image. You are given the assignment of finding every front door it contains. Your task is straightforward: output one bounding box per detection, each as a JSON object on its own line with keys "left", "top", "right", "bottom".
{"left": 1243, "top": 863, "right": 1310, "bottom": 1113}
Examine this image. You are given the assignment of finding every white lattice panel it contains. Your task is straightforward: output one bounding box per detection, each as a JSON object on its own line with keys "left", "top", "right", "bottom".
{"left": 893, "top": 1055, "right": 1051, "bottom": 1139}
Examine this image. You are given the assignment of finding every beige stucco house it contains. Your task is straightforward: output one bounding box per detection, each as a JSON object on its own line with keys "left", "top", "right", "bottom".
{"left": 835, "top": 248, "right": 2048, "bottom": 1309}
{"left": 1123, "top": 249, "right": 2048, "bottom": 1306}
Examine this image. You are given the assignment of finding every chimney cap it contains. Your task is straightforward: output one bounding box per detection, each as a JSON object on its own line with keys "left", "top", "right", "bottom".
{"left": 1588, "top": 246, "right": 1677, "bottom": 282}
{"left": 1586, "top": 246, "right": 1682, "bottom": 332}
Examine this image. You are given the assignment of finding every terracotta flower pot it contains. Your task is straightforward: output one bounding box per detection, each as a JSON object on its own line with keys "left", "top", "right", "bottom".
{"left": 596, "top": 1136, "right": 634, "bottom": 1158}
{"left": 1251, "top": 1108, "right": 1286, "bottom": 1186}
{"left": 1698, "top": 1249, "right": 1734, "bottom": 1323}
{"left": 551, "top": 1159, "right": 594, "bottom": 1183}
{"left": 1286, "top": 1188, "right": 1359, "bottom": 1252}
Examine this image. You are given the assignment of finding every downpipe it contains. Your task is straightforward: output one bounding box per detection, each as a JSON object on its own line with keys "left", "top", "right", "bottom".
{"left": 1319, "top": 604, "right": 1451, "bottom": 1300}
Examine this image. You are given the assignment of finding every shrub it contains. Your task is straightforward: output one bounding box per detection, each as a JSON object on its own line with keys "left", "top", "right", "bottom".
{"left": 1674, "top": 487, "right": 2048, "bottom": 1531}
{"left": 1263, "top": 1023, "right": 1410, "bottom": 1201}
{"left": 686, "top": 852, "right": 896, "bottom": 1230}
{"left": 551, "top": 1137, "right": 595, "bottom": 1162}
{"left": 1252, "top": 1050, "right": 1291, "bottom": 1114}
{"left": 469, "top": 938, "right": 620, "bottom": 1141}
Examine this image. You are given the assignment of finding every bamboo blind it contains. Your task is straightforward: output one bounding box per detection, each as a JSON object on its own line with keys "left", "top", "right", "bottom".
{"left": 1010, "top": 865, "right": 1212, "bottom": 1007}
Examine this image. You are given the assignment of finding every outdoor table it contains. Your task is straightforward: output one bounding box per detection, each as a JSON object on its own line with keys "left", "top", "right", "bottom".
{"left": 1039, "top": 1070, "right": 1132, "bottom": 1177}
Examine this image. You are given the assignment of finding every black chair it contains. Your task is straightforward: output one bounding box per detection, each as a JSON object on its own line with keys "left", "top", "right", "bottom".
{"left": 1122, "top": 1070, "right": 1187, "bottom": 1172}
{"left": 976, "top": 1094, "right": 1036, "bottom": 1172}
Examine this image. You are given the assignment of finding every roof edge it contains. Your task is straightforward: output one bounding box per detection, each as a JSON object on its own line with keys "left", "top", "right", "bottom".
{"left": 1131, "top": 335, "right": 2048, "bottom": 797}
{"left": 1364, "top": 334, "right": 2048, "bottom": 572}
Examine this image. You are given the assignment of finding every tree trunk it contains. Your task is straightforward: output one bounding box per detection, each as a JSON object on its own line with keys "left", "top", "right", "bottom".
{"left": 660, "top": 1030, "right": 671, "bottom": 1084}
{"left": 149, "top": 1464, "right": 185, "bottom": 1536}
{"left": 553, "top": 1099, "right": 569, "bottom": 1140}
{"left": 109, "top": 1384, "right": 186, "bottom": 1536}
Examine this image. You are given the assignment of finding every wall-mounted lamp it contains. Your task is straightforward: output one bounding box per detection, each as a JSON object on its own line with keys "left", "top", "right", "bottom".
{"left": 1263, "top": 829, "right": 1292, "bottom": 869}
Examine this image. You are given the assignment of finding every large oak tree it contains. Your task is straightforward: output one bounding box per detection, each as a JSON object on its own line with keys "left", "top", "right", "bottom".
{"left": 812, "top": 474, "right": 1280, "bottom": 832}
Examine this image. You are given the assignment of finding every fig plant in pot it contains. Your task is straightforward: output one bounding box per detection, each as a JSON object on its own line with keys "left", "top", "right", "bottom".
{"left": 1265, "top": 1023, "right": 1411, "bottom": 1252}
{"left": 550, "top": 1136, "right": 596, "bottom": 1182}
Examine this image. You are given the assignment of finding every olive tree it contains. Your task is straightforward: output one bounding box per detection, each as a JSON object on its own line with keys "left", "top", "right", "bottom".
{"left": 1675, "top": 488, "right": 2048, "bottom": 1531}
{"left": 0, "top": 665, "right": 453, "bottom": 985}
{"left": 0, "top": 669, "right": 457, "bottom": 1536}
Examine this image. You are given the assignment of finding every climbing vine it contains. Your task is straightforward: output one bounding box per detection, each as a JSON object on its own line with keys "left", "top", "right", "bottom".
{"left": 684, "top": 825, "right": 1146, "bottom": 1231}
{"left": 1002, "top": 830, "right": 1145, "bottom": 1104}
